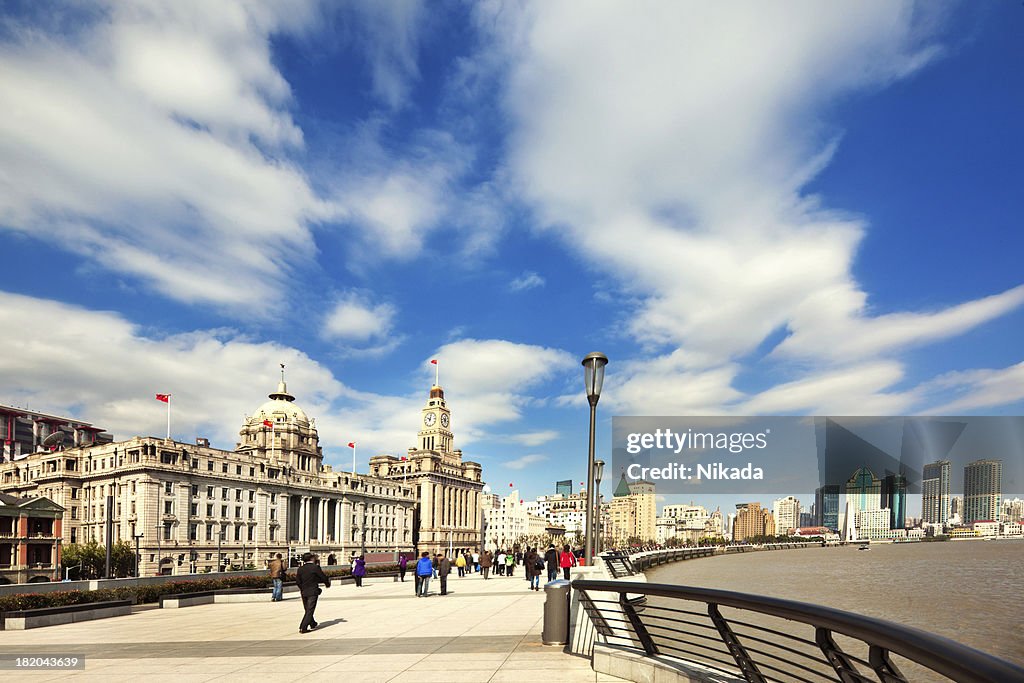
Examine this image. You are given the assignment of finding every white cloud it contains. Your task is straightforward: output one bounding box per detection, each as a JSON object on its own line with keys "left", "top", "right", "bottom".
{"left": 0, "top": 290, "right": 345, "bottom": 449}
{"left": 473, "top": 2, "right": 1019, "bottom": 399}
{"left": 322, "top": 292, "right": 396, "bottom": 342}
{"left": 0, "top": 1, "right": 331, "bottom": 311}
{"left": 738, "top": 361, "right": 913, "bottom": 415}
{"left": 346, "top": 1, "right": 427, "bottom": 109}
{"left": 919, "top": 362, "right": 1024, "bottom": 414}
{"left": 509, "top": 271, "right": 545, "bottom": 292}
{"left": 507, "top": 430, "right": 559, "bottom": 447}
{"left": 503, "top": 454, "right": 547, "bottom": 470}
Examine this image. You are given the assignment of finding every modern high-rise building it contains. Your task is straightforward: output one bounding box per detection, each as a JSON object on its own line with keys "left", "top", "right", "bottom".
{"left": 772, "top": 496, "right": 801, "bottom": 535}
{"left": 881, "top": 473, "right": 907, "bottom": 530}
{"left": 732, "top": 503, "right": 775, "bottom": 542}
{"left": 963, "top": 459, "right": 1002, "bottom": 525}
{"left": 555, "top": 480, "right": 572, "bottom": 497}
{"left": 1, "top": 404, "right": 112, "bottom": 462}
{"left": 814, "top": 485, "right": 840, "bottom": 531}
{"left": 922, "top": 460, "right": 951, "bottom": 526}
{"left": 844, "top": 467, "right": 882, "bottom": 515}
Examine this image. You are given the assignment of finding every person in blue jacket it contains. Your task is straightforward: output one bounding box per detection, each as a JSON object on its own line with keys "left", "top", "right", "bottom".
{"left": 416, "top": 551, "right": 433, "bottom": 597}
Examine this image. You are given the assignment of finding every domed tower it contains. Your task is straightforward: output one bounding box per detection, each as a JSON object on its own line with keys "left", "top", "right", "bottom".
{"left": 237, "top": 366, "right": 322, "bottom": 472}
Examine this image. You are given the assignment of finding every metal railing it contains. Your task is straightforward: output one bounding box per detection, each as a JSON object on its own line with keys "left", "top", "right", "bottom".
{"left": 573, "top": 579, "right": 1024, "bottom": 683}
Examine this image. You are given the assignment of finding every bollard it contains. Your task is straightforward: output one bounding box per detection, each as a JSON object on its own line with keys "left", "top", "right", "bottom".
{"left": 542, "top": 579, "right": 572, "bottom": 645}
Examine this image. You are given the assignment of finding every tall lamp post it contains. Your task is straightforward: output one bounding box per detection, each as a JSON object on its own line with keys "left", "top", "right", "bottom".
{"left": 582, "top": 352, "right": 608, "bottom": 566}
{"left": 593, "top": 459, "right": 605, "bottom": 557}
{"left": 154, "top": 524, "right": 163, "bottom": 576}
{"left": 133, "top": 532, "right": 144, "bottom": 577}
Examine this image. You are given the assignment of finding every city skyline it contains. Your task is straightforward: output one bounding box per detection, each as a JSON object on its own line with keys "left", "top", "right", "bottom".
{"left": 2, "top": 3, "right": 1023, "bottom": 505}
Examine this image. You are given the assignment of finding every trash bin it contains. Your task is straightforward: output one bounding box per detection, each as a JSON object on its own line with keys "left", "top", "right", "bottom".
{"left": 542, "top": 579, "right": 572, "bottom": 645}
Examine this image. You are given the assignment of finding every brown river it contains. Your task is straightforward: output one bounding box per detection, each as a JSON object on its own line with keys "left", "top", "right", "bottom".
{"left": 646, "top": 540, "right": 1024, "bottom": 676}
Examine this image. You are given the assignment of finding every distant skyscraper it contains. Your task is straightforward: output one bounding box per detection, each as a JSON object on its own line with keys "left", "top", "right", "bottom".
{"left": 815, "top": 485, "right": 840, "bottom": 531}
{"left": 844, "top": 467, "right": 881, "bottom": 515}
{"left": 733, "top": 503, "right": 775, "bottom": 541}
{"left": 555, "top": 480, "right": 572, "bottom": 497}
{"left": 921, "top": 461, "right": 951, "bottom": 526}
{"left": 881, "top": 473, "right": 907, "bottom": 530}
{"left": 772, "top": 496, "right": 801, "bottom": 535}
{"left": 963, "top": 460, "right": 1002, "bottom": 525}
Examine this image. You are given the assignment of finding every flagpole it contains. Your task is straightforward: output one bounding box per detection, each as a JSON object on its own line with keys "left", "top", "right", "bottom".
{"left": 435, "top": 360, "right": 439, "bottom": 386}
{"left": 166, "top": 395, "right": 171, "bottom": 440}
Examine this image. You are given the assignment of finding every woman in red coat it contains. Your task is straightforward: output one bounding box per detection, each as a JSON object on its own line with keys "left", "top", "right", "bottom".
{"left": 558, "top": 544, "right": 577, "bottom": 580}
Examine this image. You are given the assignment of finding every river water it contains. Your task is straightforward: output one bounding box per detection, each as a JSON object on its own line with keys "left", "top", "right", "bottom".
{"left": 646, "top": 540, "right": 1024, "bottom": 675}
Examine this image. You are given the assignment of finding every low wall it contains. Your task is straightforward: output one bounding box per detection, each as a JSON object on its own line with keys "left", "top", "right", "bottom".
{"left": 2, "top": 599, "right": 132, "bottom": 631}
{"left": 160, "top": 585, "right": 300, "bottom": 608}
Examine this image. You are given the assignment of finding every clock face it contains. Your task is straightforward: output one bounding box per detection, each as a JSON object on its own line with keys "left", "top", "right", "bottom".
{"left": 424, "top": 412, "right": 436, "bottom": 426}
{"left": 440, "top": 413, "right": 449, "bottom": 428}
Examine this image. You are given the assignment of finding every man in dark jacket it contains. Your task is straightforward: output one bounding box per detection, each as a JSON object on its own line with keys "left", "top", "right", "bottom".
{"left": 438, "top": 553, "right": 452, "bottom": 595}
{"left": 296, "top": 552, "right": 330, "bottom": 633}
{"left": 544, "top": 544, "right": 559, "bottom": 583}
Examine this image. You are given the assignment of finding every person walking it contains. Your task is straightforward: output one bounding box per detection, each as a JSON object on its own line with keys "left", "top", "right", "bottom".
{"left": 496, "top": 550, "right": 506, "bottom": 576}
{"left": 455, "top": 553, "right": 466, "bottom": 577}
{"left": 352, "top": 555, "right": 366, "bottom": 588}
{"left": 472, "top": 549, "right": 480, "bottom": 573}
{"left": 416, "top": 551, "right": 433, "bottom": 597}
{"left": 544, "top": 544, "right": 559, "bottom": 583}
{"left": 296, "top": 552, "right": 330, "bottom": 633}
{"left": 505, "top": 550, "right": 515, "bottom": 577}
{"left": 438, "top": 553, "right": 452, "bottom": 595}
{"left": 524, "top": 547, "right": 542, "bottom": 591}
{"left": 398, "top": 554, "right": 408, "bottom": 582}
{"left": 269, "top": 552, "right": 286, "bottom": 602}
{"left": 480, "top": 549, "right": 492, "bottom": 579}
{"left": 559, "top": 544, "right": 577, "bottom": 580}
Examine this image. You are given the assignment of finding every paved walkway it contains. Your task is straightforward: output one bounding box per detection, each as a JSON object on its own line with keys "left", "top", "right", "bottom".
{"left": 0, "top": 572, "right": 627, "bottom": 682}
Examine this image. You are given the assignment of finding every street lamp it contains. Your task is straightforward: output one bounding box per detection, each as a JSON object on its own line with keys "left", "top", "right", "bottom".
{"left": 133, "top": 532, "right": 144, "bottom": 577}
{"left": 582, "top": 352, "right": 608, "bottom": 566}
{"left": 593, "top": 459, "right": 605, "bottom": 557}
{"left": 154, "top": 524, "right": 163, "bottom": 576}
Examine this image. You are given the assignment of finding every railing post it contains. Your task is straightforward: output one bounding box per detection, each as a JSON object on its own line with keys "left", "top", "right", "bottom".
{"left": 816, "top": 627, "right": 862, "bottom": 683}
{"left": 620, "top": 593, "right": 658, "bottom": 656}
{"left": 708, "top": 603, "right": 767, "bottom": 683}
{"left": 869, "top": 645, "right": 908, "bottom": 683}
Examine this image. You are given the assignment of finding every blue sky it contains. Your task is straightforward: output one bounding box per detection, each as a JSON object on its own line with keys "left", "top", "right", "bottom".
{"left": 1, "top": 1, "right": 1022, "bottom": 512}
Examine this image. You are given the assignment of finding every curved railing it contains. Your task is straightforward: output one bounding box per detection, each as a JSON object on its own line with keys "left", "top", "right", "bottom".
{"left": 572, "top": 579, "right": 1024, "bottom": 683}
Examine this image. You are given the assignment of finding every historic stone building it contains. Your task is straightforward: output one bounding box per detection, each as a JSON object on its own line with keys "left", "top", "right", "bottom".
{"left": 369, "top": 383, "right": 485, "bottom": 556}
{"left": 0, "top": 493, "right": 64, "bottom": 584}
{"left": 0, "top": 376, "right": 416, "bottom": 576}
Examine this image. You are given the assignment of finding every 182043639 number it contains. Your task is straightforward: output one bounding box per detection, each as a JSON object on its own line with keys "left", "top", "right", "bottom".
{"left": 1, "top": 655, "right": 85, "bottom": 669}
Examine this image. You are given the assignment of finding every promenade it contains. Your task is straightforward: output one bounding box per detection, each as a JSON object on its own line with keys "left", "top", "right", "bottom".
{"left": 0, "top": 572, "right": 625, "bottom": 683}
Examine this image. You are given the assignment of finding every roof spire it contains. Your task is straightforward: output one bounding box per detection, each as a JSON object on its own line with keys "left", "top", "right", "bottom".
{"left": 269, "top": 363, "right": 295, "bottom": 402}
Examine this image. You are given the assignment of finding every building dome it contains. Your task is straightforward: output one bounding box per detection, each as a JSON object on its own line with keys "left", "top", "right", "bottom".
{"left": 250, "top": 379, "right": 310, "bottom": 426}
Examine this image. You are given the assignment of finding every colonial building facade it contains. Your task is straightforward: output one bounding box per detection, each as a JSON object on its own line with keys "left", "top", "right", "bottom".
{"left": 370, "top": 383, "right": 485, "bottom": 556}
{"left": 0, "top": 378, "right": 416, "bottom": 576}
{"left": 0, "top": 493, "right": 64, "bottom": 584}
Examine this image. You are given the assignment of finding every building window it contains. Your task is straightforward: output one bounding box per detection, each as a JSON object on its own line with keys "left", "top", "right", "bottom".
{"left": 235, "top": 490, "right": 242, "bottom": 501}
{"left": 247, "top": 525, "right": 255, "bottom": 541}
{"left": 71, "top": 506, "right": 78, "bottom": 519}
{"left": 248, "top": 491, "right": 255, "bottom": 502}
{"left": 207, "top": 461, "right": 214, "bottom": 471}
{"left": 206, "top": 524, "right": 213, "bottom": 541}
{"left": 163, "top": 523, "right": 172, "bottom": 541}
{"left": 70, "top": 488, "right": 78, "bottom": 499}
{"left": 234, "top": 525, "right": 242, "bottom": 541}
{"left": 222, "top": 488, "right": 228, "bottom": 500}
{"left": 191, "top": 484, "right": 199, "bottom": 498}
{"left": 164, "top": 482, "right": 173, "bottom": 495}
{"left": 270, "top": 508, "right": 277, "bottom": 520}
{"left": 269, "top": 527, "right": 276, "bottom": 541}
{"left": 207, "top": 486, "right": 214, "bottom": 498}
{"left": 221, "top": 505, "right": 228, "bottom": 518}
{"left": 190, "top": 503, "right": 198, "bottom": 516}
{"left": 235, "top": 506, "right": 241, "bottom": 518}
{"left": 222, "top": 463, "right": 228, "bottom": 473}
{"left": 189, "top": 524, "right": 198, "bottom": 541}
{"left": 164, "top": 501, "right": 173, "bottom": 515}
{"left": 249, "top": 467, "right": 255, "bottom": 477}
{"left": 271, "top": 493, "right": 277, "bottom": 504}
{"left": 236, "top": 465, "right": 242, "bottom": 475}
{"left": 206, "top": 504, "right": 213, "bottom": 517}
{"left": 248, "top": 507, "right": 255, "bottom": 520}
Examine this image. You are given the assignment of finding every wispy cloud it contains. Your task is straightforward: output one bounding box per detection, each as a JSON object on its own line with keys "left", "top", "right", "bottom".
{"left": 504, "top": 454, "right": 547, "bottom": 470}
{"left": 509, "top": 271, "right": 545, "bottom": 292}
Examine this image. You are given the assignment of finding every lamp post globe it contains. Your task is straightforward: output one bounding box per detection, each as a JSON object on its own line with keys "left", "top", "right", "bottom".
{"left": 581, "top": 352, "right": 608, "bottom": 566}
{"left": 593, "top": 459, "right": 605, "bottom": 555}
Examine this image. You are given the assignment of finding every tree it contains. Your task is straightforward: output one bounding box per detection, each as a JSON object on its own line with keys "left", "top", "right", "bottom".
{"left": 61, "top": 541, "right": 104, "bottom": 579}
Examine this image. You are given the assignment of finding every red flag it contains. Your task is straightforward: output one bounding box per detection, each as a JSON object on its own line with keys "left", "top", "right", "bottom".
{"left": 400, "top": 456, "right": 407, "bottom": 461}
{"left": 347, "top": 442, "right": 355, "bottom": 448}
{"left": 430, "top": 359, "right": 438, "bottom": 365}
{"left": 520, "top": 499, "right": 524, "bottom": 504}
{"left": 155, "top": 394, "right": 170, "bottom": 403}
{"left": 262, "top": 419, "right": 273, "bottom": 428}
{"left": 509, "top": 482, "right": 513, "bottom": 487}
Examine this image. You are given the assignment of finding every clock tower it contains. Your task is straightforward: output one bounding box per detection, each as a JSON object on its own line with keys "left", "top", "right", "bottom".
{"left": 418, "top": 384, "right": 454, "bottom": 453}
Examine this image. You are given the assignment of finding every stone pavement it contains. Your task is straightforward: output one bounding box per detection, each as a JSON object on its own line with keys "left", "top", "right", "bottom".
{"left": 0, "top": 571, "right": 629, "bottom": 682}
